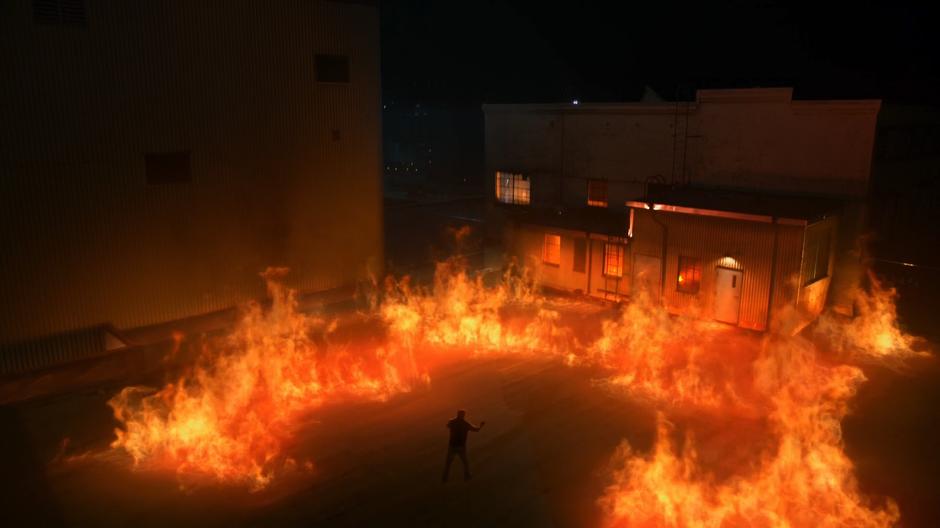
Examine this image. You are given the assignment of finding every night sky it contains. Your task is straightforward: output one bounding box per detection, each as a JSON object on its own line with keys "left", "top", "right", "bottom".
{"left": 381, "top": 2, "right": 939, "bottom": 104}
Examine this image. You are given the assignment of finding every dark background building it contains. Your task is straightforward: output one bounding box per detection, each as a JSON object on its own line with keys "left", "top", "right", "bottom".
{"left": 0, "top": 0, "right": 383, "bottom": 370}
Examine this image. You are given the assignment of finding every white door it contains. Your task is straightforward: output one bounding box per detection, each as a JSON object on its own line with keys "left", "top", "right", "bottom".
{"left": 714, "top": 267, "right": 743, "bottom": 325}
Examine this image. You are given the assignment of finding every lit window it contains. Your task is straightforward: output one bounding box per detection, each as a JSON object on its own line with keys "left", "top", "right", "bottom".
{"left": 603, "top": 243, "right": 623, "bottom": 277}
{"left": 677, "top": 256, "right": 702, "bottom": 294}
{"left": 587, "top": 179, "right": 608, "bottom": 207}
{"left": 495, "top": 171, "right": 530, "bottom": 205}
{"left": 542, "top": 234, "right": 561, "bottom": 266}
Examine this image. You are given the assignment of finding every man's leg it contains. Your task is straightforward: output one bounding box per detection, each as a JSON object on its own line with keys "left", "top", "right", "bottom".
{"left": 458, "top": 447, "right": 471, "bottom": 480}
{"left": 442, "top": 448, "right": 456, "bottom": 483}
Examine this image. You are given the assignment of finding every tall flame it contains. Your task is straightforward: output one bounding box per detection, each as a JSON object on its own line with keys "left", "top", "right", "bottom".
{"left": 816, "top": 270, "right": 926, "bottom": 362}
{"left": 379, "top": 257, "right": 568, "bottom": 356}
{"left": 596, "top": 276, "right": 920, "bottom": 527}
{"left": 599, "top": 335, "right": 901, "bottom": 527}
{"left": 109, "top": 267, "right": 424, "bottom": 489}
{"left": 106, "top": 252, "right": 923, "bottom": 528}
{"left": 583, "top": 288, "right": 751, "bottom": 411}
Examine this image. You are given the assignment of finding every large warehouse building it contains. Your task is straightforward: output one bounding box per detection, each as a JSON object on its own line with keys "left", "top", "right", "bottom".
{"left": 0, "top": 0, "right": 382, "bottom": 372}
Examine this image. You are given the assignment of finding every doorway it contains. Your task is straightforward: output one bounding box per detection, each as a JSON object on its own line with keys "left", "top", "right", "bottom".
{"left": 633, "top": 254, "right": 662, "bottom": 300}
{"left": 714, "top": 267, "right": 743, "bottom": 325}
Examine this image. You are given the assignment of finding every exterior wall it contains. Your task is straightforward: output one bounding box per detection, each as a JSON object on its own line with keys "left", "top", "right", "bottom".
{"left": 484, "top": 105, "right": 676, "bottom": 215}
{"left": 559, "top": 111, "right": 678, "bottom": 210}
{"left": 692, "top": 89, "right": 879, "bottom": 197}
{"left": 0, "top": 1, "right": 382, "bottom": 345}
{"left": 769, "top": 223, "right": 807, "bottom": 325}
{"left": 484, "top": 111, "right": 563, "bottom": 205}
{"left": 507, "top": 224, "right": 629, "bottom": 299}
{"left": 633, "top": 209, "right": 806, "bottom": 331}
{"left": 484, "top": 89, "right": 880, "bottom": 210}
{"left": 508, "top": 207, "right": 835, "bottom": 332}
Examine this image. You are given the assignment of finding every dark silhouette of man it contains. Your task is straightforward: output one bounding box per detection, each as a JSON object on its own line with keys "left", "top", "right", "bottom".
{"left": 442, "top": 409, "right": 485, "bottom": 483}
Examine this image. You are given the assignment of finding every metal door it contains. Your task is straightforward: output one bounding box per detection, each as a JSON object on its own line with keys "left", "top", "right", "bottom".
{"left": 714, "top": 267, "right": 743, "bottom": 325}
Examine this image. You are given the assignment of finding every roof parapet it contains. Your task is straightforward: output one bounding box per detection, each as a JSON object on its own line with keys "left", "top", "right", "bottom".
{"left": 696, "top": 87, "right": 794, "bottom": 103}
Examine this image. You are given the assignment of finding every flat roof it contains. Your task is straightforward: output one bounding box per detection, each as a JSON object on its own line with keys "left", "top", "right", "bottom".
{"left": 626, "top": 185, "right": 842, "bottom": 225}
{"left": 483, "top": 100, "right": 881, "bottom": 117}
{"left": 483, "top": 88, "right": 880, "bottom": 116}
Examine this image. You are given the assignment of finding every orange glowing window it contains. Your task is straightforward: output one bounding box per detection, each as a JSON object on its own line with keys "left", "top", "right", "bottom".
{"left": 677, "top": 256, "right": 701, "bottom": 294}
{"left": 587, "top": 179, "right": 608, "bottom": 207}
{"left": 603, "top": 243, "right": 623, "bottom": 277}
{"left": 542, "top": 234, "right": 561, "bottom": 266}
{"left": 495, "top": 171, "right": 530, "bottom": 205}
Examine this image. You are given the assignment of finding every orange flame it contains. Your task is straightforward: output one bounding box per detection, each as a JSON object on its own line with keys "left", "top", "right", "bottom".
{"left": 379, "top": 258, "right": 568, "bottom": 356}
{"left": 582, "top": 288, "right": 752, "bottom": 412}
{"left": 816, "top": 270, "right": 926, "bottom": 362}
{"left": 109, "top": 267, "right": 425, "bottom": 489}
{"left": 596, "top": 286, "right": 915, "bottom": 527}
{"left": 106, "top": 253, "right": 921, "bottom": 528}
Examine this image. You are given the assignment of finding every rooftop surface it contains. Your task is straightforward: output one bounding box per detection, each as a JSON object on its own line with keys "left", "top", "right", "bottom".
{"left": 482, "top": 88, "right": 881, "bottom": 115}
{"left": 630, "top": 184, "right": 844, "bottom": 224}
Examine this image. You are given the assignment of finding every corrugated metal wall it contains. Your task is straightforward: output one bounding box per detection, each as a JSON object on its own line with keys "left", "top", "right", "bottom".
{"left": 633, "top": 210, "right": 805, "bottom": 331}
{"left": 771, "top": 223, "right": 806, "bottom": 317}
{"left": 0, "top": 325, "right": 114, "bottom": 375}
{"left": 0, "top": 1, "right": 382, "bottom": 349}
{"left": 511, "top": 209, "right": 819, "bottom": 332}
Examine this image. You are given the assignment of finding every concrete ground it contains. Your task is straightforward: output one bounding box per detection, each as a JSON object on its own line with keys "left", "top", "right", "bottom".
{"left": 2, "top": 199, "right": 939, "bottom": 527}
{"left": 0, "top": 354, "right": 652, "bottom": 527}
{"left": 1, "top": 318, "right": 939, "bottom": 527}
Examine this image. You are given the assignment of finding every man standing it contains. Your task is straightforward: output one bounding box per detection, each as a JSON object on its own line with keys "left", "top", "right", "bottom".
{"left": 442, "top": 409, "right": 485, "bottom": 483}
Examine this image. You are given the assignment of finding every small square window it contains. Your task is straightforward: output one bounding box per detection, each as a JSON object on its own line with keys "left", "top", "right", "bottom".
{"left": 146, "top": 151, "right": 191, "bottom": 184}
{"left": 495, "top": 171, "right": 530, "bottom": 205}
{"left": 587, "top": 179, "right": 608, "bottom": 207}
{"left": 677, "top": 256, "right": 702, "bottom": 294}
{"left": 603, "top": 243, "right": 623, "bottom": 277}
{"left": 316, "top": 54, "right": 350, "bottom": 83}
{"left": 542, "top": 234, "right": 561, "bottom": 266}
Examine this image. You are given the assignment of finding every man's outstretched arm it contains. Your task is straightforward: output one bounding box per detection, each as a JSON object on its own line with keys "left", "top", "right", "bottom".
{"left": 469, "top": 420, "right": 486, "bottom": 432}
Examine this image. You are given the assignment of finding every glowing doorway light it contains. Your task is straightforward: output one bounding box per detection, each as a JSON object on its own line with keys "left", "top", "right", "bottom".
{"left": 719, "top": 256, "right": 740, "bottom": 269}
